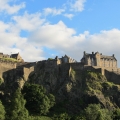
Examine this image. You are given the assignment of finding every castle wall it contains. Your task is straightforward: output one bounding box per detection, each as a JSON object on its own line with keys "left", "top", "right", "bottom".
{"left": 69, "top": 62, "right": 84, "bottom": 70}
{"left": 23, "top": 66, "right": 34, "bottom": 81}
{"left": 35, "top": 60, "right": 58, "bottom": 72}
{"left": 0, "top": 61, "right": 16, "bottom": 78}
{"left": 57, "top": 59, "right": 62, "bottom": 65}
{"left": 17, "top": 62, "right": 36, "bottom": 68}
{"left": 44, "top": 60, "right": 57, "bottom": 69}
{"left": 100, "top": 59, "right": 117, "bottom": 68}
{"left": 104, "top": 70, "right": 120, "bottom": 84}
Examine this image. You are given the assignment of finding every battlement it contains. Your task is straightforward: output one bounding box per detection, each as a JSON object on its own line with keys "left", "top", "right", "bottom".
{"left": 0, "top": 60, "right": 16, "bottom": 68}
{"left": 69, "top": 62, "right": 84, "bottom": 70}
{"left": 0, "top": 60, "right": 16, "bottom": 78}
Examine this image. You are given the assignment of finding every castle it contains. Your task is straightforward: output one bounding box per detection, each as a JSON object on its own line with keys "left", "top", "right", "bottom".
{"left": 81, "top": 51, "right": 117, "bottom": 70}
{"left": 0, "top": 52, "right": 24, "bottom": 62}
{"left": 55, "top": 54, "right": 77, "bottom": 64}
{"left": 0, "top": 51, "right": 119, "bottom": 82}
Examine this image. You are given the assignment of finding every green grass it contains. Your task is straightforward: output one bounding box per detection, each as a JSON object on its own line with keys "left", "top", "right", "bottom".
{"left": 1, "top": 58, "right": 18, "bottom": 62}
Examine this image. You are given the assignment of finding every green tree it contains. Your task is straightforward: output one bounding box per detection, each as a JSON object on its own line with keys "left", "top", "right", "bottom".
{"left": 9, "top": 88, "right": 29, "bottom": 120}
{"left": 0, "top": 100, "right": 6, "bottom": 120}
{"left": 112, "top": 108, "right": 120, "bottom": 119}
{"left": 22, "top": 83, "right": 55, "bottom": 115}
{"left": 84, "top": 104, "right": 112, "bottom": 120}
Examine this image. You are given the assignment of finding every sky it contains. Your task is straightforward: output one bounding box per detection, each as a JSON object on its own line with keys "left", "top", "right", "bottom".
{"left": 1, "top": 0, "right": 120, "bottom": 66}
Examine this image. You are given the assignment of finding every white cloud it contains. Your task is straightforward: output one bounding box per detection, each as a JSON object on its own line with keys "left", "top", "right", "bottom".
{"left": 17, "top": 43, "right": 45, "bottom": 62}
{"left": 42, "top": 0, "right": 86, "bottom": 18}
{"left": 43, "top": 7, "right": 65, "bottom": 16}
{"left": 28, "top": 20, "right": 120, "bottom": 66}
{"left": 0, "top": 0, "right": 25, "bottom": 14}
{"left": 12, "top": 12, "right": 45, "bottom": 31}
{"left": 70, "top": 0, "right": 86, "bottom": 12}
{"left": 0, "top": 19, "right": 45, "bottom": 62}
{"left": 87, "top": 29, "right": 120, "bottom": 52}
{"left": 29, "top": 21, "right": 77, "bottom": 48}
{"left": 0, "top": 21, "right": 19, "bottom": 46}
{"left": 64, "top": 13, "right": 74, "bottom": 19}
{"left": 1, "top": 6, "right": 120, "bottom": 66}
{"left": 0, "top": 21, "right": 9, "bottom": 32}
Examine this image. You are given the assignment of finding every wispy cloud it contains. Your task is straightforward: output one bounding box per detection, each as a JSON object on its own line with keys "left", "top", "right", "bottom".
{"left": 0, "top": 0, "right": 25, "bottom": 14}
{"left": 70, "top": 0, "right": 86, "bottom": 12}
{"left": 42, "top": 0, "right": 86, "bottom": 18}
{"left": 43, "top": 7, "right": 65, "bottom": 16}
{"left": 64, "top": 13, "right": 74, "bottom": 19}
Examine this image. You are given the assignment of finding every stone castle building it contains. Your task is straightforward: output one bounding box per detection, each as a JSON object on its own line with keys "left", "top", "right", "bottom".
{"left": 10, "top": 53, "right": 24, "bottom": 62}
{"left": 0, "top": 52, "right": 24, "bottom": 62}
{"left": 0, "top": 53, "right": 10, "bottom": 58}
{"left": 55, "top": 54, "right": 77, "bottom": 64}
{"left": 81, "top": 51, "right": 117, "bottom": 69}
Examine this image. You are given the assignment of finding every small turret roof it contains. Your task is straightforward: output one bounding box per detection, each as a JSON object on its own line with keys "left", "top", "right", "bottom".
{"left": 11, "top": 53, "right": 19, "bottom": 58}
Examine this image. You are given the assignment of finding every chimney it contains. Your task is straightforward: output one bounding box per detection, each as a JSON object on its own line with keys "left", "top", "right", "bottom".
{"left": 92, "top": 52, "right": 94, "bottom": 54}
{"left": 84, "top": 51, "right": 86, "bottom": 55}
{"left": 113, "top": 54, "right": 115, "bottom": 57}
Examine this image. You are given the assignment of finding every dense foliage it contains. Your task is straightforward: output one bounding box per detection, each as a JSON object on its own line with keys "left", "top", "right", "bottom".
{"left": 1, "top": 71, "right": 120, "bottom": 119}
{"left": 8, "top": 89, "right": 29, "bottom": 120}
{"left": 0, "top": 100, "right": 6, "bottom": 120}
{"left": 84, "top": 104, "right": 112, "bottom": 120}
{"left": 22, "top": 83, "right": 55, "bottom": 115}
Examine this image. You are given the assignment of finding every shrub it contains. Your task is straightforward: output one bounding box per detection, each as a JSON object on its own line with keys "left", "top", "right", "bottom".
{"left": 22, "top": 83, "right": 55, "bottom": 115}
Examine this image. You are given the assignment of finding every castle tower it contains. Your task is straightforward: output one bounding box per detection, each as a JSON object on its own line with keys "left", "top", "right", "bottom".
{"left": 95, "top": 52, "right": 101, "bottom": 66}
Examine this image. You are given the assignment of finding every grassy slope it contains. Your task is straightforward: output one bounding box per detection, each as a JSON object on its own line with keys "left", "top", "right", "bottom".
{"left": 0, "top": 58, "right": 18, "bottom": 62}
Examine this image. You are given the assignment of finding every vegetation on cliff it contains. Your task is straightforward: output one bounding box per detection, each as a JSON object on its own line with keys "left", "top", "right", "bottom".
{"left": 0, "top": 100, "right": 6, "bottom": 120}
{"left": 6, "top": 88, "right": 29, "bottom": 120}
{"left": 0, "top": 58, "right": 19, "bottom": 62}
{"left": 22, "top": 83, "right": 55, "bottom": 115}
{"left": 1, "top": 65, "right": 120, "bottom": 119}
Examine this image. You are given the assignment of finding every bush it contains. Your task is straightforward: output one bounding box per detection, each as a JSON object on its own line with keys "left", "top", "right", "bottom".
{"left": 84, "top": 104, "right": 112, "bottom": 120}
{"left": 0, "top": 100, "right": 6, "bottom": 120}
{"left": 112, "top": 108, "right": 120, "bottom": 119}
{"left": 8, "top": 88, "right": 29, "bottom": 120}
{"left": 22, "top": 83, "right": 55, "bottom": 115}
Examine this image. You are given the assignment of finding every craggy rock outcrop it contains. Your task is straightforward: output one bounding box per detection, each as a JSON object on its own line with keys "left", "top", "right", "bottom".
{"left": 0, "top": 62, "right": 120, "bottom": 114}
{"left": 0, "top": 65, "right": 34, "bottom": 100}
{"left": 27, "top": 64, "right": 120, "bottom": 113}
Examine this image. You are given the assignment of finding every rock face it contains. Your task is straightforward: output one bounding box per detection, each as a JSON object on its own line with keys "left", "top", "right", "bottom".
{"left": 0, "top": 62, "right": 120, "bottom": 114}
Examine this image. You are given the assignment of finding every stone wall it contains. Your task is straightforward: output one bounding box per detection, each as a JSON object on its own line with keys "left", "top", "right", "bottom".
{"left": 70, "top": 62, "right": 84, "bottom": 70}
{"left": 0, "top": 61, "right": 16, "bottom": 78}
{"left": 104, "top": 70, "right": 120, "bottom": 84}
{"left": 17, "top": 62, "right": 36, "bottom": 68}
{"left": 23, "top": 66, "right": 35, "bottom": 81}
{"left": 34, "top": 60, "right": 58, "bottom": 73}
{"left": 100, "top": 59, "right": 117, "bottom": 68}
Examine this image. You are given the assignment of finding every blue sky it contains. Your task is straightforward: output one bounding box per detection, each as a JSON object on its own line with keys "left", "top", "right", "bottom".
{"left": 1, "top": 0, "right": 120, "bottom": 66}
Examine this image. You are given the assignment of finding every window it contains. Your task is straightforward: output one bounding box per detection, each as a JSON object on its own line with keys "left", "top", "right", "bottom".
{"left": 64, "top": 58, "right": 68, "bottom": 63}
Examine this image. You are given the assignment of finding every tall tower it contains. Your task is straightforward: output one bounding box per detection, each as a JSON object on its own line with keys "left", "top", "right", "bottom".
{"left": 95, "top": 52, "right": 101, "bottom": 66}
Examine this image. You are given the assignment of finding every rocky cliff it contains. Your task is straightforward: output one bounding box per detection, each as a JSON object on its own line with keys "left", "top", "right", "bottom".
{"left": 0, "top": 62, "right": 120, "bottom": 114}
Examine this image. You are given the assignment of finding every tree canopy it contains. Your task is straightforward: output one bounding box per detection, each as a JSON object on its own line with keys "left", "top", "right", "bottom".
{"left": 0, "top": 100, "right": 6, "bottom": 120}
{"left": 22, "top": 83, "right": 55, "bottom": 115}
{"left": 9, "top": 88, "right": 29, "bottom": 120}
